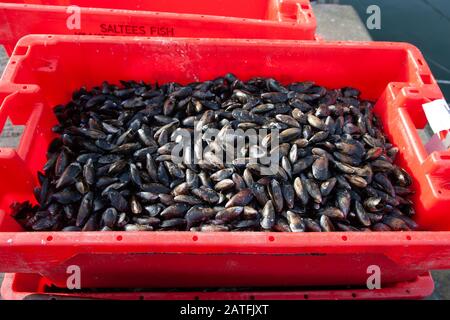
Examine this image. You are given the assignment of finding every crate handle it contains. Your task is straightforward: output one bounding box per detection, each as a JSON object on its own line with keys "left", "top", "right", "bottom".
{"left": 0, "top": 87, "right": 44, "bottom": 162}
{"left": 390, "top": 86, "right": 450, "bottom": 201}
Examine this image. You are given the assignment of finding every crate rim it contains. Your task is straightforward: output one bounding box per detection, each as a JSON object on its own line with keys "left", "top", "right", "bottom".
{"left": 1, "top": 230, "right": 450, "bottom": 251}
{"left": 0, "top": 2, "right": 317, "bottom": 26}
{"left": 1, "top": 34, "right": 439, "bottom": 89}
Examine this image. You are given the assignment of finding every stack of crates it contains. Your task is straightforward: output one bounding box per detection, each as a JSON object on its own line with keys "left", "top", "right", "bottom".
{"left": 0, "top": 0, "right": 449, "bottom": 300}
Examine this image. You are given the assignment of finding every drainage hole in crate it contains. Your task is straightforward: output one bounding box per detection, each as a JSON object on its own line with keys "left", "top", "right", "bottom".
{"left": 194, "top": 296, "right": 200, "bottom": 300}
{"left": 15, "top": 46, "right": 28, "bottom": 56}
{"left": 22, "top": 86, "right": 28, "bottom": 90}
{"left": 418, "top": 59, "right": 423, "bottom": 66}
{"left": 11, "top": 61, "right": 16, "bottom": 64}
{"left": 139, "top": 295, "right": 144, "bottom": 300}
{"left": 406, "top": 289, "right": 411, "bottom": 294}
{"left": 249, "top": 295, "right": 255, "bottom": 300}
{"left": 342, "top": 235, "right": 348, "bottom": 241}
{"left": 420, "top": 74, "right": 432, "bottom": 84}
{"left": 438, "top": 190, "right": 442, "bottom": 194}
{"left": 308, "top": 13, "right": 312, "bottom": 18}
{"left": 192, "top": 235, "right": 198, "bottom": 241}
{"left": 351, "top": 293, "right": 357, "bottom": 298}
{"left": 46, "top": 236, "right": 53, "bottom": 242}
{"left": 116, "top": 235, "right": 123, "bottom": 241}
{"left": 406, "top": 235, "right": 412, "bottom": 240}
{"left": 47, "top": 36, "right": 53, "bottom": 39}
{"left": 409, "top": 89, "right": 419, "bottom": 94}
{"left": 303, "top": 294, "right": 309, "bottom": 300}
{"left": 268, "top": 236, "right": 275, "bottom": 242}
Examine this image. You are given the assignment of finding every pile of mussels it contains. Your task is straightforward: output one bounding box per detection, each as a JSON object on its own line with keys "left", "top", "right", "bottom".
{"left": 11, "top": 74, "right": 418, "bottom": 232}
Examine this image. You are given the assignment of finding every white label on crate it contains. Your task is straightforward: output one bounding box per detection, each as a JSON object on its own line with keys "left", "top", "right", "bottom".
{"left": 422, "top": 99, "right": 450, "bottom": 134}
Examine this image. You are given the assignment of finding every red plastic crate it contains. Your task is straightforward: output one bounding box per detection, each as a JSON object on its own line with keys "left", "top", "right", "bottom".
{"left": 0, "top": 35, "right": 449, "bottom": 289}
{"left": 0, "top": 0, "right": 316, "bottom": 55}
{"left": 0, "top": 273, "right": 436, "bottom": 300}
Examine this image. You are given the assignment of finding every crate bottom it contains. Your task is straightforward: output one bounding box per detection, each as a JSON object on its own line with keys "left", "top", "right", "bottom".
{"left": 0, "top": 272, "right": 434, "bottom": 300}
